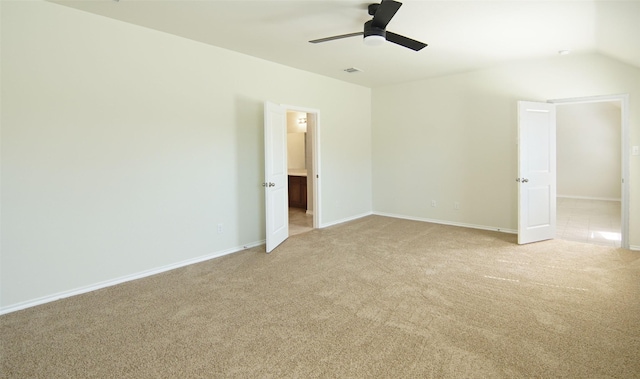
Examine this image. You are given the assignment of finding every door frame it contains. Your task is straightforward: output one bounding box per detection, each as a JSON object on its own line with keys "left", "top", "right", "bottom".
{"left": 282, "top": 104, "right": 321, "bottom": 230}
{"left": 548, "top": 94, "right": 630, "bottom": 249}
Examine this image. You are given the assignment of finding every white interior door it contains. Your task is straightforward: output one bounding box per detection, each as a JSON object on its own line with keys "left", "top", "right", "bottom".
{"left": 264, "top": 101, "right": 288, "bottom": 253}
{"left": 518, "top": 101, "right": 556, "bottom": 244}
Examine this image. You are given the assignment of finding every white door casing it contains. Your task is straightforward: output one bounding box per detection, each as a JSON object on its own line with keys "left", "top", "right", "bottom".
{"left": 517, "top": 101, "right": 557, "bottom": 244}
{"left": 264, "top": 101, "right": 288, "bottom": 253}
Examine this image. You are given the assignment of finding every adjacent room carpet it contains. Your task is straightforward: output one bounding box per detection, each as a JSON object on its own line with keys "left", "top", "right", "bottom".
{"left": 2, "top": 215, "right": 639, "bottom": 378}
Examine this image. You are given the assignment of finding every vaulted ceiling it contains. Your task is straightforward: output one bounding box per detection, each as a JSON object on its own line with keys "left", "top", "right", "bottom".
{"left": 51, "top": 0, "right": 640, "bottom": 88}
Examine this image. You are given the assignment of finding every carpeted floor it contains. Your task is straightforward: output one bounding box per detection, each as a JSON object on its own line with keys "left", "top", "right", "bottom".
{"left": 2, "top": 215, "right": 639, "bottom": 378}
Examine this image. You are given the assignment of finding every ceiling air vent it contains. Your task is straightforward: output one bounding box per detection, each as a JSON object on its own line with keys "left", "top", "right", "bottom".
{"left": 343, "top": 67, "right": 362, "bottom": 73}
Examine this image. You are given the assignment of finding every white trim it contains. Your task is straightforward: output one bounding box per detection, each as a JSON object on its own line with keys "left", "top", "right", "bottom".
{"left": 557, "top": 195, "right": 621, "bottom": 202}
{"left": 548, "top": 94, "right": 630, "bottom": 249}
{"left": 0, "top": 240, "right": 265, "bottom": 315}
{"left": 373, "top": 211, "right": 517, "bottom": 234}
{"left": 547, "top": 94, "right": 627, "bottom": 105}
{"left": 320, "top": 212, "right": 373, "bottom": 228}
{"left": 630, "top": 245, "right": 640, "bottom": 252}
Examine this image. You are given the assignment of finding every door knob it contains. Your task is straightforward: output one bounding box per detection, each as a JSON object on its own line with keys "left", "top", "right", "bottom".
{"left": 268, "top": 182, "right": 275, "bottom": 187}
{"left": 522, "top": 178, "right": 529, "bottom": 183}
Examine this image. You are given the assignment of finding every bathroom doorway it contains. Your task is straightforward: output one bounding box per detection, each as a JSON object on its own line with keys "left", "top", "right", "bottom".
{"left": 285, "top": 107, "right": 319, "bottom": 236}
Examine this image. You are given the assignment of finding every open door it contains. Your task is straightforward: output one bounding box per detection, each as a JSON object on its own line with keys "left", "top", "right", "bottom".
{"left": 517, "top": 101, "right": 556, "bottom": 244}
{"left": 264, "top": 101, "right": 288, "bottom": 253}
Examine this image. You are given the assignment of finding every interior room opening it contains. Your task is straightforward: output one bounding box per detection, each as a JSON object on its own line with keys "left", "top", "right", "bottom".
{"left": 555, "top": 100, "right": 623, "bottom": 248}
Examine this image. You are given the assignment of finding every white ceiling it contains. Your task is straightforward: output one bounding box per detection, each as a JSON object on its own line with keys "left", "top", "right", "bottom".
{"left": 51, "top": 0, "right": 640, "bottom": 88}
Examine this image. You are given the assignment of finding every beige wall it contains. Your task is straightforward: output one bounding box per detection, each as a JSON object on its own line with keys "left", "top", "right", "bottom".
{"left": 1, "top": 1, "right": 372, "bottom": 310}
{"left": 557, "top": 102, "right": 621, "bottom": 200}
{"left": 372, "top": 53, "right": 640, "bottom": 247}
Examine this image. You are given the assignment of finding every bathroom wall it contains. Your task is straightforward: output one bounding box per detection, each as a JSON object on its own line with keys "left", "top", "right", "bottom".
{"left": 287, "top": 111, "right": 307, "bottom": 170}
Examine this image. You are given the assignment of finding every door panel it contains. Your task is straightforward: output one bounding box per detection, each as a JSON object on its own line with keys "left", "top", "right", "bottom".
{"left": 527, "top": 187, "right": 550, "bottom": 227}
{"left": 264, "top": 102, "right": 288, "bottom": 253}
{"left": 518, "top": 101, "right": 556, "bottom": 244}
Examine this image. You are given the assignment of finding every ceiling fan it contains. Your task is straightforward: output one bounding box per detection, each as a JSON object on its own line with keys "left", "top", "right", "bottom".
{"left": 309, "top": 0, "right": 427, "bottom": 51}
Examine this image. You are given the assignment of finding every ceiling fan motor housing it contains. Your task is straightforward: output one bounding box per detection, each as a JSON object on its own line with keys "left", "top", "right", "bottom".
{"left": 363, "top": 20, "right": 386, "bottom": 46}
{"left": 364, "top": 20, "right": 386, "bottom": 38}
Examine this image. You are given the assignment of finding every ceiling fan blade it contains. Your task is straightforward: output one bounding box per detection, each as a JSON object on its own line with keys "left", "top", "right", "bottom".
{"left": 309, "top": 32, "right": 363, "bottom": 44}
{"left": 371, "top": 0, "right": 402, "bottom": 29}
{"left": 386, "top": 31, "right": 428, "bottom": 51}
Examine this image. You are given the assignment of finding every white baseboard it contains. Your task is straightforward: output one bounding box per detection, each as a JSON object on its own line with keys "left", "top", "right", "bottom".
{"left": 0, "top": 240, "right": 265, "bottom": 316}
{"left": 557, "top": 195, "right": 621, "bottom": 202}
{"left": 373, "top": 211, "right": 517, "bottom": 234}
{"left": 319, "top": 211, "right": 373, "bottom": 228}
{"left": 3, "top": 218, "right": 633, "bottom": 314}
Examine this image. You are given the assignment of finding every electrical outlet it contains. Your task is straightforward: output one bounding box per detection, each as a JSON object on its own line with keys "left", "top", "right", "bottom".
{"left": 454, "top": 201, "right": 460, "bottom": 210}
{"left": 431, "top": 200, "right": 437, "bottom": 207}
{"left": 217, "top": 224, "right": 224, "bottom": 234}
{"left": 633, "top": 146, "right": 639, "bottom": 156}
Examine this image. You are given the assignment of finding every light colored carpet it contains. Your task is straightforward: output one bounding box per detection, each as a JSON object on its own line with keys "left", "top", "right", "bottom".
{"left": 2, "top": 215, "right": 639, "bottom": 378}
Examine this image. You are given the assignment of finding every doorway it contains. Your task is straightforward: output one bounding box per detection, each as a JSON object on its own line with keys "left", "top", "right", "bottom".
{"left": 550, "top": 95, "right": 629, "bottom": 249}
{"left": 284, "top": 106, "right": 320, "bottom": 236}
